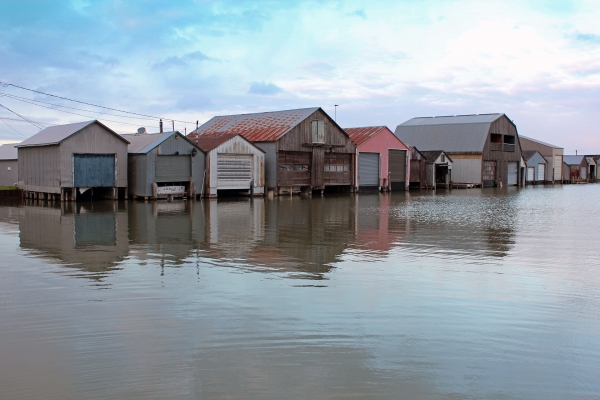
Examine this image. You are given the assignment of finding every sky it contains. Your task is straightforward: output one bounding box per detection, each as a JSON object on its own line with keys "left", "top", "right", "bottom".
{"left": 0, "top": 0, "right": 599, "bottom": 153}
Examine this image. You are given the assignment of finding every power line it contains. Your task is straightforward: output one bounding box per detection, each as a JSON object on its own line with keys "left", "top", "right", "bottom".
{"left": 0, "top": 118, "right": 26, "bottom": 138}
{"left": 0, "top": 102, "right": 44, "bottom": 130}
{"left": 1, "top": 92, "right": 161, "bottom": 122}
{"left": 1, "top": 81, "right": 195, "bottom": 124}
{"left": 0, "top": 116, "right": 56, "bottom": 126}
{"left": 0, "top": 95, "right": 152, "bottom": 128}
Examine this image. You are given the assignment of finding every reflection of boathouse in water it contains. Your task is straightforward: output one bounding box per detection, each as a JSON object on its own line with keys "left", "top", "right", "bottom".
{"left": 18, "top": 201, "right": 129, "bottom": 280}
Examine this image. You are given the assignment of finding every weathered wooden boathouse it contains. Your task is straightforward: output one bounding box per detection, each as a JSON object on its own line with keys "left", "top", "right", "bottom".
{"left": 344, "top": 126, "right": 410, "bottom": 191}
{"left": 563, "top": 155, "right": 596, "bottom": 183}
{"left": 190, "top": 107, "right": 356, "bottom": 195}
{"left": 0, "top": 143, "right": 18, "bottom": 186}
{"left": 121, "top": 129, "right": 205, "bottom": 200}
{"left": 17, "top": 120, "right": 129, "bottom": 201}
{"left": 395, "top": 114, "right": 523, "bottom": 187}
{"left": 191, "top": 133, "right": 265, "bottom": 197}
{"left": 420, "top": 150, "right": 453, "bottom": 189}
{"left": 522, "top": 150, "right": 547, "bottom": 185}
{"left": 562, "top": 156, "right": 589, "bottom": 183}
{"left": 409, "top": 147, "right": 427, "bottom": 189}
{"left": 519, "top": 136, "right": 563, "bottom": 183}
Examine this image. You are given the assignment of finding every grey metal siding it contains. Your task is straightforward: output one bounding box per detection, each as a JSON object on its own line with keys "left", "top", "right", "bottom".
{"left": 507, "top": 162, "right": 518, "bottom": 186}
{"left": 60, "top": 124, "right": 128, "bottom": 188}
{"left": 0, "top": 160, "right": 18, "bottom": 186}
{"left": 18, "top": 145, "right": 61, "bottom": 193}
{"left": 358, "top": 152, "right": 379, "bottom": 187}
{"left": 254, "top": 142, "right": 277, "bottom": 188}
{"left": 155, "top": 155, "right": 191, "bottom": 182}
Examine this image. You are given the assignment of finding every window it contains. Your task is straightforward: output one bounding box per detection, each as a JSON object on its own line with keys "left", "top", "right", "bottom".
{"left": 311, "top": 120, "right": 325, "bottom": 143}
{"left": 490, "top": 133, "right": 502, "bottom": 143}
{"left": 440, "top": 154, "right": 446, "bottom": 162}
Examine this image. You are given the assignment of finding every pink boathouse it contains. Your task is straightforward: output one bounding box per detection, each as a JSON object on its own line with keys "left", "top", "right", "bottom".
{"left": 345, "top": 126, "right": 410, "bottom": 191}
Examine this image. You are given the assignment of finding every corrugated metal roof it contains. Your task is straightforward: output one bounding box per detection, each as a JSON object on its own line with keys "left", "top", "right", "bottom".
{"left": 193, "top": 133, "right": 238, "bottom": 152}
{"left": 401, "top": 113, "right": 503, "bottom": 126}
{"left": 0, "top": 143, "right": 19, "bottom": 160}
{"left": 121, "top": 131, "right": 180, "bottom": 154}
{"left": 520, "top": 135, "right": 563, "bottom": 150}
{"left": 563, "top": 155, "right": 584, "bottom": 165}
{"left": 17, "top": 120, "right": 128, "bottom": 148}
{"left": 344, "top": 126, "right": 390, "bottom": 146}
{"left": 191, "top": 107, "right": 319, "bottom": 142}
{"left": 395, "top": 123, "right": 491, "bottom": 153}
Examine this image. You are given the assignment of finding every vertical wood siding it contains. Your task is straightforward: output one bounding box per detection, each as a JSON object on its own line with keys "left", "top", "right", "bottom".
{"left": 482, "top": 115, "right": 522, "bottom": 186}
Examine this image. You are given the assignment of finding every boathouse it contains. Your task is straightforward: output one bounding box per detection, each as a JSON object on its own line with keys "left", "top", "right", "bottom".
{"left": 190, "top": 107, "right": 355, "bottom": 195}
{"left": 420, "top": 151, "right": 453, "bottom": 189}
{"left": 562, "top": 156, "right": 589, "bottom": 183}
{"left": 191, "top": 133, "right": 265, "bottom": 197}
{"left": 17, "top": 120, "right": 129, "bottom": 201}
{"left": 121, "top": 129, "right": 205, "bottom": 200}
{"left": 0, "top": 143, "right": 18, "bottom": 186}
{"left": 395, "top": 114, "right": 522, "bottom": 187}
{"left": 409, "top": 147, "right": 427, "bottom": 189}
{"left": 344, "top": 126, "right": 410, "bottom": 191}
{"left": 520, "top": 136, "right": 563, "bottom": 183}
{"left": 523, "top": 150, "right": 547, "bottom": 185}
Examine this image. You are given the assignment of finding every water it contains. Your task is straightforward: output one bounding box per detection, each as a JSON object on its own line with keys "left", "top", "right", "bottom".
{"left": 0, "top": 185, "right": 599, "bottom": 399}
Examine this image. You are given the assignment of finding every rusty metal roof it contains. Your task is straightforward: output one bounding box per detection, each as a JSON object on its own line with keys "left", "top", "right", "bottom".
{"left": 193, "top": 133, "right": 238, "bottom": 152}
{"left": 191, "top": 107, "right": 319, "bottom": 142}
{"left": 344, "top": 126, "right": 390, "bottom": 146}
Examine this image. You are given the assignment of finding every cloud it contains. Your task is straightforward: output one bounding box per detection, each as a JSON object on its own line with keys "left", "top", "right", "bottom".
{"left": 176, "top": 94, "right": 213, "bottom": 111}
{"left": 572, "top": 32, "right": 600, "bottom": 44}
{"left": 152, "top": 51, "right": 218, "bottom": 71}
{"left": 247, "top": 82, "right": 284, "bottom": 95}
{"left": 347, "top": 9, "right": 367, "bottom": 19}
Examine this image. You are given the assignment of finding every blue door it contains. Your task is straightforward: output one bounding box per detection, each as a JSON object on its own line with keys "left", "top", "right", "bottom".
{"left": 74, "top": 154, "right": 115, "bottom": 187}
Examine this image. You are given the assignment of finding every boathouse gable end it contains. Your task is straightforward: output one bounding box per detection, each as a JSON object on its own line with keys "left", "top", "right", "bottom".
{"left": 122, "top": 131, "right": 205, "bottom": 199}
{"left": 17, "top": 120, "right": 129, "bottom": 200}
{"left": 395, "top": 113, "right": 522, "bottom": 187}
{"left": 191, "top": 107, "right": 355, "bottom": 193}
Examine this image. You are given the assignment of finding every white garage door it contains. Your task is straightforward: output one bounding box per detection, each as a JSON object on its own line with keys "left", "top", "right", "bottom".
{"left": 537, "top": 164, "right": 545, "bottom": 181}
{"left": 217, "top": 154, "right": 253, "bottom": 189}
{"left": 527, "top": 167, "right": 534, "bottom": 182}
{"left": 507, "top": 162, "right": 518, "bottom": 186}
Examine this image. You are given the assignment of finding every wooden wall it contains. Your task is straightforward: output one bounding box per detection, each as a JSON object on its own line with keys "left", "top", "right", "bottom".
{"left": 18, "top": 144, "right": 62, "bottom": 193}
{"left": 482, "top": 115, "right": 522, "bottom": 186}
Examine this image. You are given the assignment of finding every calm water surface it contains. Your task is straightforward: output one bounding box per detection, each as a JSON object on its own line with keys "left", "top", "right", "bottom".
{"left": 1, "top": 186, "right": 599, "bottom": 399}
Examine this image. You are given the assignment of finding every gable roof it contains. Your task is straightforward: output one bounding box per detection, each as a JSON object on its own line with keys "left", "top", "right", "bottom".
{"left": 522, "top": 150, "right": 544, "bottom": 162}
{"left": 395, "top": 113, "right": 506, "bottom": 153}
{"left": 17, "top": 120, "right": 128, "bottom": 148}
{"left": 520, "top": 135, "right": 563, "bottom": 150}
{"left": 0, "top": 143, "right": 19, "bottom": 160}
{"left": 563, "top": 155, "right": 584, "bottom": 165}
{"left": 190, "top": 107, "right": 320, "bottom": 142}
{"left": 120, "top": 131, "right": 198, "bottom": 154}
{"left": 344, "top": 126, "right": 396, "bottom": 146}
{"left": 193, "top": 133, "right": 236, "bottom": 152}
{"left": 420, "top": 150, "right": 453, "bottom": 163}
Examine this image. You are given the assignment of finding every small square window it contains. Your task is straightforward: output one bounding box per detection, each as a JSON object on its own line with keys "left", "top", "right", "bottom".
{"left": 7, "top": 167, "right": 11, "bottom": 171}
